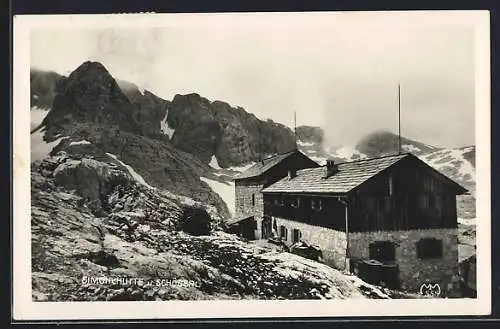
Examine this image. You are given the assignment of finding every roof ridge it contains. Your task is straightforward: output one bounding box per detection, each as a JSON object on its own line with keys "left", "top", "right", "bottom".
{"left": 260, "top": 149, "right": 298, "bottom": 162}
{"left": 331, "top": 152, "right": 411, "bottom": 166}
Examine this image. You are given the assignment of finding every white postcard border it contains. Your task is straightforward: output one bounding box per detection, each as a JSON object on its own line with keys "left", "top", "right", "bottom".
{"left": 12, "top": 11, "right": 492, "bottom": 320}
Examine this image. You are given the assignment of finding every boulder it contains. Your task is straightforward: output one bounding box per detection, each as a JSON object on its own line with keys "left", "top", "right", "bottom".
{"left": 179, "top": 206, "right": 212, "bottom": 236}
{"left": 53, "top": 158, "right": 129, "bottom": 212}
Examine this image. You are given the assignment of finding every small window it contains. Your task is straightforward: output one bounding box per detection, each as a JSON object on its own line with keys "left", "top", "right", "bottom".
{"left": 274, "top": 197, "right": 284, "bottom": 206}
{"left": 272, "top": 217, "right": 278, "bottom": 232}
{"left": 251, "top": 194, "right": 255, "bottom": 206}
{"left": 311, "top": 199, "right": 323, "bottom": 211}
{"left": 369, "top": 241, "right": 396, "bottom": 262}
{"left": 417, "top": 238, "right": 443, "bottom": 259}
{"left": 279, "top": 225, "right": 287, "bottom": 240}
{"left": 292, "top": 229, "right": 301, "bottom": 243}
{"left": 291, "top": 197, "right": 301, "bottom": 208}
{"left": 389, "top": 175, "right": 394, "bottom": 196}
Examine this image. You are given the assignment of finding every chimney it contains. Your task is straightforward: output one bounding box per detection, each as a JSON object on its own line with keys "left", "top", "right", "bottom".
{"left": 288, "top": 169, "right": 297, "bottom": 179}
{"left": 324, "top": 159, "right": 338, "bottom": 178}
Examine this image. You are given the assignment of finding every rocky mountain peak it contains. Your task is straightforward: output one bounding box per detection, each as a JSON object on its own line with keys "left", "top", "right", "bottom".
{"left": 41, "top": 61, "right": 142, "bottom": 140}
{"left": 355, "top": 130, "right": 438, "bottom": 158}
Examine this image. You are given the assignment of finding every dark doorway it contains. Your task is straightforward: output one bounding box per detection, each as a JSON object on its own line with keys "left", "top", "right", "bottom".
{"left": 240, "top": 218, "right": 257, "bottom": 240}
{"left": 292, "top": 229, "right": 301, "bottom": 243}
{"left": 261, "top": 216, "right": 272, "bottom": 239}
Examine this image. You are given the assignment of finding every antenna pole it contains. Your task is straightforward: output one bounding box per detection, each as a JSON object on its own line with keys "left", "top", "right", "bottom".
{"left": 294, "top": 110, "right": 297, "bottom": 150}
{"left": 398, "top": 82, "right": 401, "bottom": 154}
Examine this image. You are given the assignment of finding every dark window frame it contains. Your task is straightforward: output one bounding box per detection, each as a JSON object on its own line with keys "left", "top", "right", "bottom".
{"left": 279, "top": 225, "right": 287, "bottom": 241}
{"left": 290, "top": 196, "right": 301, "bottom": 208}
{"left": 369, "top": 240, "right": 396, "bottom": 262}
{"left": 311, "top": 198, "right": 323, "bottom": 211}
{"left": 292, "top": 229, "right": 301, "bottom": 243}
{"left": 416, "top": 238, "right": 443, "bottom": 259}
{"left": 389, "top": 175, "right": 394, "bottom": 196}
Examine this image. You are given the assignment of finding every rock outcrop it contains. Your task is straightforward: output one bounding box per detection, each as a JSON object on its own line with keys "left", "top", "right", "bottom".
{"left": 45, "top": 132, "right": 231, "bottom": 220}
{"left": 296, "top": 126, "right": 324, "bottom": 145}
{"left": 166, "top": 93, "right": 223, "bottom": 164}
{"left": 166, "top": 94, "right": 296, "bottom": 166}
{"left": 117, "top": 79, "right": 171, "bottom": 139}
{"left": 208, "top": 100, "right": 296, "bottom": 167}
{"left": 41, "top": 61, "right": 143, "bottom": 139}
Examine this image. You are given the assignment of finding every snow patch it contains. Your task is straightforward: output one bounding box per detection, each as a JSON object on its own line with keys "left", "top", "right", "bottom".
{"left": 137, "top": 86, "right": 145, "bottom": 95}
{"left": 421, "top": 148, "right": 476, "bottom": 183}
{"left": 209, "top": 156, "right": 221, "bottom": 169}
{"left": 160, "top": 110, "right": 175, "bottom": 138}
{"left": 297, "top": 140, "right": 315, "bottom": 147}
{"left": 330, "top": 146, "right": 367, "bottom": 161}
{"left": 69, "top": 140, "right": 91, "bottom": 146}
{"left": 227, "top": 162, "right": 256, "bottom": 173}
{"left": 103, "top": 153, "right": 220, "bottom": 217}
{"left": 31, "top": 106, "right": 50, "bottom": 131}
{"left": 461, "top": 146, "right": 475, "bottom": 153}
{"left": 200, "top": 177, "right": 235, "bottom": 216}
{"left": 105, "top": 153, "right": 154, "bottom": 189}
{"left": 402, "top": 144, "right": 421, "bottom": 153}
{"left": 31, "top": 130, "right": 66, "bottom": 163}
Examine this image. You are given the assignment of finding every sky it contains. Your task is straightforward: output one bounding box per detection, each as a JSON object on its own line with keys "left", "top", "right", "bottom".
{"left": 30, "top": 12, "right": 478, "bottom": 148}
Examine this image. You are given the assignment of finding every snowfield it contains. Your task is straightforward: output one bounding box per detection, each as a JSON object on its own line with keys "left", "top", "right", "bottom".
{"left": 105, "top": 152, "right": 154, "bottom": 189}
{"left": 31, "top": 106, "right": 50, "bottom": 131}
{"left": 402, "top": 144, "right": 421, "bottom": 153}
{"left": 201, "top": 177, "right": 235, "bottom": 216}
{"left": 69, "top": 140, "right": 92, "bottom": 146}
{"left": 104, "top": 152, "right": 220, "bottom": 215}
{"left": 209, "top": 155, "right": 222, "bottom": 169}
{"left": 421, "top": 148, "right": 476, "bottom": 184}
{"left": 297, "top": 140, "right": 315, "bottom": 147}
{"left": 226, "top": 162, "right": 256, "bottom": 173}
{"left": 31, "top": 130, "right": 66, "bottom": 163}
{"left": 330, "top": 145, "right": 368, "bottom": 161}
{"left": 31, "top": 106, "right": 67, "bottom": 163}
{"left": 160, "top": 110, "right": 175, "bottom": 138}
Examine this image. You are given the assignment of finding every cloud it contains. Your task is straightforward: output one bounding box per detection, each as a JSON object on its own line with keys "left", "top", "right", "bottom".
{"left": 30, "top": 13, "right": 475, "bottom": 148}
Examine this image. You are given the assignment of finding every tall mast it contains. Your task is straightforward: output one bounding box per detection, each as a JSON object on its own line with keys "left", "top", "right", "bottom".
{"left": 294, "top": 110, "right": 297, "bottom": 150}
{"left": 398, "top": 82, "right": 402, "bottom": 154}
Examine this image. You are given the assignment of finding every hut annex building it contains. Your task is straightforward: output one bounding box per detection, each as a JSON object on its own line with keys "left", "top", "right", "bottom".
{"left": 230, "top": 149, "right": 468, "bottom": 292}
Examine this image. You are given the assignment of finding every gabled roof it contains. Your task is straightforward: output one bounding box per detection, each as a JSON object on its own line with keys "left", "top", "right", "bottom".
{"left": 235, "top": 150, "right": 306, "bottom": 180}
{"left": 226, "top": 214, "right": 254, "bottom": 226}
{"left": 261, "top": 153, "right": 468, "bottom": 195}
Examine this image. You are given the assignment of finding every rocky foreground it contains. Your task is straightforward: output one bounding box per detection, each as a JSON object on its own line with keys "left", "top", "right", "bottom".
{"left": 32, "top": 151, "right": 414, "bottom": 302}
